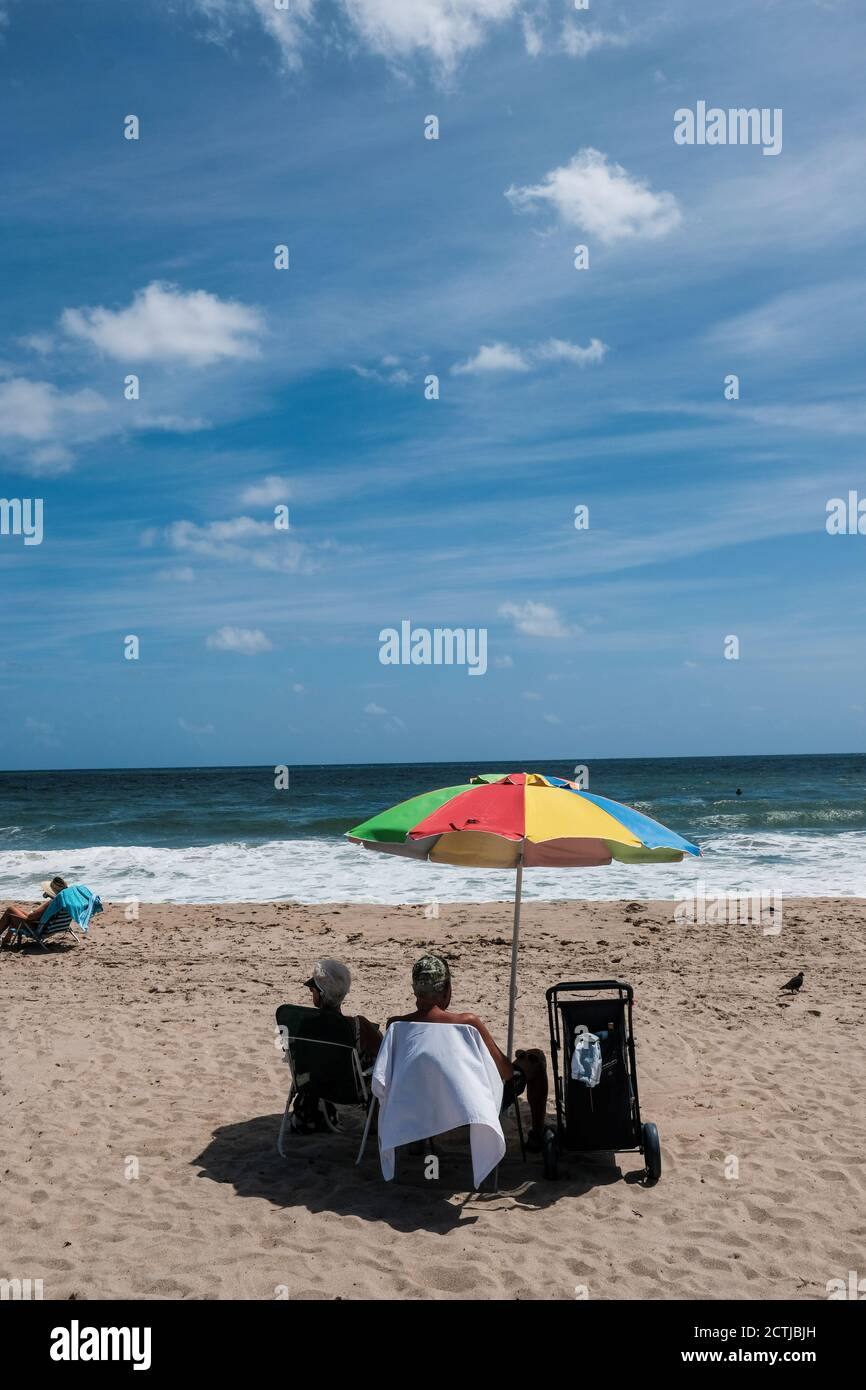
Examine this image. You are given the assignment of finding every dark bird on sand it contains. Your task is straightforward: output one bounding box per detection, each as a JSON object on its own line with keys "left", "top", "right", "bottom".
{"left": 780, "top": 971, "right": 805, "bottom": 994}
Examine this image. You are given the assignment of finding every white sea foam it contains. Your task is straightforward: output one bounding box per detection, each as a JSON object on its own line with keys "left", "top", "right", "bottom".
{"left": 0, "top": 831, "right": 863, "bottom": 903}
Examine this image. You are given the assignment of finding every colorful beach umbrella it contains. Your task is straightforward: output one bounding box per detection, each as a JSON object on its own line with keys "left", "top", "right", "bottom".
{"left": 348, "top": 772, "right": 700, "bottom": 1055}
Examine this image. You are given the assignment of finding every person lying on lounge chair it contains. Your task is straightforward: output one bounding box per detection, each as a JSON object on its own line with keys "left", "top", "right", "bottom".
{"left": 0, "top": 876, "right": 71, "bottom": 946}
{"left": 0, "top": 876, "right": 101, "bottom": 948}
{"left": 387, "top": 953, "right": 550, "bottom": 1152}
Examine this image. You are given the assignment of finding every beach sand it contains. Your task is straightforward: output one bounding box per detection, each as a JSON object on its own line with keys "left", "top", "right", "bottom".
{"left": 2, "top": 898, "right": 864, "bottom": 1301}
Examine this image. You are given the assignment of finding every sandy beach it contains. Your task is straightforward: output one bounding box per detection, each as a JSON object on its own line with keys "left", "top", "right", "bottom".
{"left": 2, "top": 897, "right": 864, "bottom": 1301}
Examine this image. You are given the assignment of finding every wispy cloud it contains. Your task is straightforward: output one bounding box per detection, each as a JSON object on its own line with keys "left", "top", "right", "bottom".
{"left": 452, "top": 337, "right": 608, "bottom": 374}
{"left": 205, "top": 625, "right": 273, "bottom": 654}
{"left": 187, "top": 0, "right": 646, "bottom": 79}
{"left": 239, "top": 474, "right": 291, "bottom": 506}
{"left": 706, "top": 279, "right": 866, "bottom": 363}
{"left": 560, "top": 21, "right": 636, "bottom": 59}
{"left": 189, "top": 0, "right": 522, "bottom": 76}
{"left": 189, "top": 0, "right": 315, "bottom": 71}
{"left": 0, "top": 377, "right": 108, "bottom": 474}
{"left": 351, "top": 357, "right": 412, "bottom": 386}
{"left": 499, "top": 600, "right": 573, "bottom": 638}
{"left": 344, "top": 0, "right": 520, "bottom": 73}
{"left": 166, "top": 517, "right": 309, "bottom": 572}
{"left": 363, "top": 698, "right": 405, "bottom": 730}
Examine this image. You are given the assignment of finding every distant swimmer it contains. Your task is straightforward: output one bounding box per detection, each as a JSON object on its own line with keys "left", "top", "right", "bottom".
{"left": 736, "top": 788, "right": 742, "bottom": 795}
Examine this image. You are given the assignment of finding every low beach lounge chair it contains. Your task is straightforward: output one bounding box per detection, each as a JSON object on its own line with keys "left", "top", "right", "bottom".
{"left": 8, "top": 885, "right": 102, "bottom": 950}
{"left": 275, "top": 1003, "right": 376, "bottom": 1164}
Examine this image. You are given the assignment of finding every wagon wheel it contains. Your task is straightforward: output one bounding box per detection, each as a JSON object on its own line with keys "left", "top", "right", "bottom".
{"left": 642, "top": 1121, "right": 661, "bottom": 1185}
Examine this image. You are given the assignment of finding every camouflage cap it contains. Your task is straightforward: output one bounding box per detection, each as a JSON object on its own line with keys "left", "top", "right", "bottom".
{"left": 412, "top": 953, "right": 451, "bottom": 996}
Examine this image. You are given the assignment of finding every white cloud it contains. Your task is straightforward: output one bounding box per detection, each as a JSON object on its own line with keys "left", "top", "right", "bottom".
{"left": 239, "top": 474, "right": 291, "bottom": 506}
{"left": 190, "top": 0, "right": 315, "bottom": 69}
{"left": 27, "top": 444, "right": 74, "bottom": 473}
{"left": 561, "top": 23, "right": 632, "bottom": 59}
{"left": 543, "top": 712, "right": 561, "bottom": 725}
{"left": 522, "top": 690, "right": 542, "bottom": 700}
{"left": 292, "top": 682, "right": 305, "bottom": 694}
{"left": 0, "top": 377, "right": 107, "bottom": 443}
{"left": 206, "top": 626, "right": 273, "bottom": 654}
{"left": 191, "top": 0, "right": 520, "bottom": 74}
{"left": 522, "top": 13, "right": 542, "bottom": 57}
{"left": 452, "top": 342, "right": 530, "bottom": 374}
{"left": 18, "top": 332, "right": 54, "bottom": 355}
{"left": 533, "top": 337, "right": 608, "bottom": 366}
{"left": 494, "top": 654, "right": 513, "bottom": 668}
{"left": 452, "top": 337, "right": 607, "bottom": 374}
{"left": 139, "top": 412, "right": 210, "bottom": 433}
{"left": 171, "top": 516, "right": 273, "bottom": 546}
{"left": 167, "top": 516, "right": 309, "bottom": 572}
{"left": 0, "top": 377, "right": 109, "bottom": 473}
{"left": 352, "top": 359, "right": 412, "bottom": 386}
{"left": 364, "top": 701, "right": 388, "bottom": 715}
{"left": 500, "top": 600, "right": 572, "bottom": 639}
{"left": 507, "top": 147, "right": 681, "bottom": 244}
{"left": 62, "top": 281, "right": 265, "bottom": 366}
{"left": 342, "top": 0, "right": 520, "bottom": 73}
{"left": 0, "top": 354, "right": 214, "bottom": 473}
{"left": 745, "top": 402, "right": 866, "bottom": 436}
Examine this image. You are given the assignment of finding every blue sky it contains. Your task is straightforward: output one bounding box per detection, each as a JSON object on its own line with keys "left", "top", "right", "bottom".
{"left": 1, "top": 0, "right": 865, "bottom": 770}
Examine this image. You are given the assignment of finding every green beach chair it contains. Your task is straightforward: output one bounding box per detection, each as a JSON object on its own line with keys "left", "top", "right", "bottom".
{"left": 275, "top": 1003, "right": 376, "bottom": 1164}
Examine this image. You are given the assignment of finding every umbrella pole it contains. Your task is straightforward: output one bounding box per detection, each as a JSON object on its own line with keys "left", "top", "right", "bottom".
{"left": 506, "top": 860, "right": 523, "bottom": 1060}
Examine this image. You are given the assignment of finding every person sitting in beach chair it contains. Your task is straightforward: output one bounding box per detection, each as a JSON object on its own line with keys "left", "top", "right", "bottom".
{"left": 370, "top": 1012, "right": 507, "bottom": 1188}
{"left": 275, "top": 958, "right": 382, "bottom": 1150}
{"left": 388, "top": 954, "right": 550, "bottom": 1152}
{"left": 0, "top": 876, "right": 102, "bottom": 949}
{"left": 303, "top": 958, "right": 382, "bottom": 1072}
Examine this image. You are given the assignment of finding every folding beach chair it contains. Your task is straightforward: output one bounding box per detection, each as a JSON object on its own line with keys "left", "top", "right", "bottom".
{"left": 370, "top": 1021, "right": 524, "bottom": 1192}
{"left": 275, "top": 1003, "right": 377, "bottom": 1165}
{"left": 8, "top": 890, "right": 84, "bottom": 949}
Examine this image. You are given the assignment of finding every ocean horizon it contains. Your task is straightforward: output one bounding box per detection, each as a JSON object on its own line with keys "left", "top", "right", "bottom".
{"left": 1, "top": 753, "right": 864, "bottom": 903}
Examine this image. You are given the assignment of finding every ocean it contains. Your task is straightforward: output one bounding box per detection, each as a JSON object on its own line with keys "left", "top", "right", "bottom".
{"left": 0, "top": 756, "right": 863, "bottom": 903}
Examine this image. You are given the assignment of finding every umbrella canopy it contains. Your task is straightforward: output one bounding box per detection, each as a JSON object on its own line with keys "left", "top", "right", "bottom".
{"left": 347, "top": 771, "right": 699, "bottom": 867}
{"left": 347, "top": 772, "right": 700, "bottom": 1055}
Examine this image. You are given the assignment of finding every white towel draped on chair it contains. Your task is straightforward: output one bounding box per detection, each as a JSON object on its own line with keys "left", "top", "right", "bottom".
{"left": 371, "top": 1021, "right": 505, "bottom": 1187}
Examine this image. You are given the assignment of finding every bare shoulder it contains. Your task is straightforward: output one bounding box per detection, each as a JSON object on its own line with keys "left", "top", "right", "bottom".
{"left": 447, "top": 1010, "right": 485, "bottom": 1030}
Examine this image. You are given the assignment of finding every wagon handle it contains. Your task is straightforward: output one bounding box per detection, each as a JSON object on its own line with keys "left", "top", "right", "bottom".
{"left": 545, "top": 980, "right": 633, "bottom": 1001}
